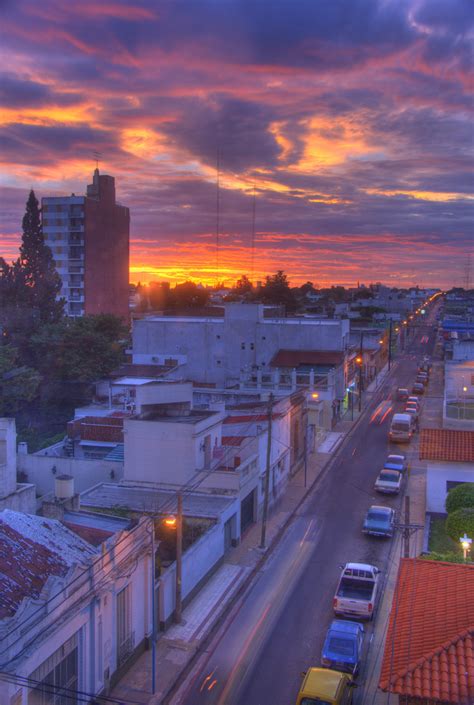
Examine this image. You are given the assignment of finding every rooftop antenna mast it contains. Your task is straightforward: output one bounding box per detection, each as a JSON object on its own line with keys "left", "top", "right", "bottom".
{"left": 93, "top": 150, "right": 102, "bottom": 170}
{"left": 216, "top": 147, "right": 221, "bottom": 287}
{"left": 250, "top": 184, "right": 256, "bottom": 284}
{"left": 464, "top": 254, "right": 472, "bottom": 291}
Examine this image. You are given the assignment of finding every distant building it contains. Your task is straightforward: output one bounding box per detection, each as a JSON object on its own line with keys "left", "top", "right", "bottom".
{"left": 132, "top": 303, "right": 350, "bottom": 388}
{"left": 42, "top": 169, "right": 130, "bottom": 319}
{"left": 0, "top": 418, "right": 35, "bottom": 514}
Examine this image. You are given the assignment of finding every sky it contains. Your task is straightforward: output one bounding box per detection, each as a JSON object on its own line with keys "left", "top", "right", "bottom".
{"left": 0, "top": 0, "right": 473, "bottom": 289}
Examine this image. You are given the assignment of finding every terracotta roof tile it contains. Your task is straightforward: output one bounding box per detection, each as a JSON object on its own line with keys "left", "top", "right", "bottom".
{"left": 223, "top": 414, "right": 283, "bottom": 424}
{"left": 379, "top": 559, "right": 474, "bottom": 704}
{"left": 419, "top": 428, "right": 474, "bottom": 463}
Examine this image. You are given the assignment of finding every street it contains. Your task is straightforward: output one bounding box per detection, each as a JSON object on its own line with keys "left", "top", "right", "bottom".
{"left": 170, "top": 309, "right": 440, "bottom": 705}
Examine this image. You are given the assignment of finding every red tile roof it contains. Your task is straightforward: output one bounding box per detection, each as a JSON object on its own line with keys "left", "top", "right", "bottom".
{"left": 270, "top": 349, "right": 344, "bottom": 368}
{"left": 222, "top": 436, "right": 246, "bottom": 446}
{"left": 0, "top": 522, "right": 68, "bottom": 619}
{"left": 379, "top": 559, "right": 474, "bottom": 704}
{"left": 420, "top": 428, "right": 474, "bottom": 463}
{"left": 68, "top": 416, "right": 124, "bottom": 442}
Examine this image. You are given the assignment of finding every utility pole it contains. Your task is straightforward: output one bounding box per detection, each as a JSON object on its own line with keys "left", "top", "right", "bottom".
{"left": 303, "top": 426, "right": 308, "bottom": 489}
{"left": 358, "top": 330, "right": 364, "bottom": 412}
{"left": 403, "top": 495, "right": 410, "bottom": 558}
{"left": 175, "top": 492, "right": 183, "bottom": 623}
{"left": 388, "top": 319, "right": 393, "bottom": 370}
{"left": 260, "top": 393, "right": 274, "bottom": 549}
{"left": 151, "top": 522, "right": 156, "bottom": 694}
{"left": 395, "top": 495, "right": 423, "bottom": 558}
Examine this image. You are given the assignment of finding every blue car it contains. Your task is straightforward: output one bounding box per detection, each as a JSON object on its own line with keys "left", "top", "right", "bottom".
{"left": 321, "top": 619, "right": 364, "bottom": 675}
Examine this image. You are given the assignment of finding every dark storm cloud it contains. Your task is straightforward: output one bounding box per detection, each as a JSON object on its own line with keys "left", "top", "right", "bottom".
{"left": 0, "top": 73, "right": 81, "bottom": 108}
{"left": 161, "top": 97, "right": 283, "bottom": 171}
{"left": 0, "top": 123, "right": 118, "bottom": 164}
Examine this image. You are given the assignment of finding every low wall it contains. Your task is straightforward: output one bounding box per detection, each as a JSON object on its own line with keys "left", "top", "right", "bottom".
{"left": 17, "top": 454, "right": 123, "bottom": 496}
{"left": 159, "top": 522, "right": 224, "bottom": 627}
{"left": 0, "top": 484, "right": 36, "bottom": 514}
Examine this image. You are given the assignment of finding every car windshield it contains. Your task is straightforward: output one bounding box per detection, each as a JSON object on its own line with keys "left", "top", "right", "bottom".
{"left": 300, "top": 699, "right": 331, "bottom": 705}
{"left": 328, "top": 636, "right": 355, "bottom": 656}
{"left": 379, "top": 471, "right": 399, "bottom": 482}
{"left": 391, "top": 422, "right": 409, "bottom": 431}
{"left": 368, "top": 511, "right": 389, "bottom": 523}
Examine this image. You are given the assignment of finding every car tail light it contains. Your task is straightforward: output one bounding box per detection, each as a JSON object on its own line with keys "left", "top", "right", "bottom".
{"left": 333, "top": 598, "right": 338, "bottom": 608}
{"left": 368, "top": 602, "right": 373, "bottom": 612}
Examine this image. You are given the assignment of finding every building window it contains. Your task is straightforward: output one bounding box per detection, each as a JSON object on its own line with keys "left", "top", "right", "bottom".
{"left": 241, "top": 342, "right": 246, "bottom": 350}
{"left": 28, "top": 632, "right": 78, "bottom": 705}
{"left": 117, "top": 585, "right": 133, "bottom": 666}
{"left": 216, "top": 360, "right": 221, "bottom": 365}
{"left": 262, "top": 336, "right": 266, "bottom": 340}
{"left": 216, "top": 335, "right": 221, "bottom": 339}
{"left": 250, "top": 343, "right": 255, "bottom": 350}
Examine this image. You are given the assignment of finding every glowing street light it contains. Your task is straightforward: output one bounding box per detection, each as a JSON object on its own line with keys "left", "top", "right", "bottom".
{"left": 311, "top": 392, "right": 319, "bottom": 399}
{"left": 164, "top": 515, "right": 177, "bottom": 528}
{"left": 460, "top": 533, "right": 472, "bottom": 561}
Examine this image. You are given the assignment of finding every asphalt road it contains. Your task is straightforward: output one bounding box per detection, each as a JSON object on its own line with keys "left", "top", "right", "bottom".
{"left": 172, "top": 303, "right": 441, "bottom": 705}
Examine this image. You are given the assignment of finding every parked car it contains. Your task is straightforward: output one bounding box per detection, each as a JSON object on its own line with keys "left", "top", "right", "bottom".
{"left": 374, "top": 469, "right": 403, "bottom": 494}
{"left": 404, "top": 407, "right": 419, "bottom": 427}
{"left": 333, "top": 563, "right": 380, "bottom": 620}
{"left": 384, "top": 453, "right": 408, "bottom": 473}
{"left": 416, "top": 373, "right": 429, "bottom": 386}
{"left": 396, "top": 387, "right": 409, "bottom": 402}
{"left": 321, "top": 620, "right": 364, "bottom": 676}
{"left": 407, "top": 395, "right": 420, "bottom": 406}
{"left": 362, "top": 506, "right": 395, "bottom": 538}
{"left": 389, "top": 412, "right": 415, "bottom": 442}
{"left": 295, "top": 668, "right": 356, "bottom": 705}
{"left": 405, "top": 401, "right": 419, "bottom": 414}
{"left": 412, "top": 382, "right": 425, "bottom": 395}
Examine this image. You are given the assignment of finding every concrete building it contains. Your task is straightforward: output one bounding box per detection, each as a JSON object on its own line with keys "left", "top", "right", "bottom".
{"left": 132, "top": 303, "right": 350, "bottom": 387}
{"left": 0, "top": 508, "right": 153, "bottom": 703}
{"left": 42, "top": 169, "right": 130, "bottom": 319}
{"left": 0, "top": 419, "right": 35, "bottom": 514}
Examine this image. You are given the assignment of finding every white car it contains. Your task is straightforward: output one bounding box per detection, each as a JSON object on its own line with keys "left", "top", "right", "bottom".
{"left": 374, "top": 469, "right": 403, "bottom": 494}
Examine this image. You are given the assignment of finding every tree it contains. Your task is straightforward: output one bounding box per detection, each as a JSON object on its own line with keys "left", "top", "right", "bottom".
{"left": 18, "top": 190, "right": 64, "bottom": 323}
{"left": 0, "top": 344, "right": 41, "bottom": 415}
{"left": 445, "top": 508, "right": 474, "bottom": 542}
{"left": 234, "top": 275, "right": 253, "bottom": 293}
{"left": 31, "top": 314, "right": 128, "bottom": 385}
{"left": 169, "top": 281, "right": 210, "bottom": 308}
{"left": 260, "top": 270, "right": 297, "bottom": 312}
{"left": 446, "top": 483, "right": 474, "bottom": 514}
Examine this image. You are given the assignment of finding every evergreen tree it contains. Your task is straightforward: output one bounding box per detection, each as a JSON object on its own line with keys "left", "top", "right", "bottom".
{"left": 19, "top": 190, "right": 64, "bottom": 322}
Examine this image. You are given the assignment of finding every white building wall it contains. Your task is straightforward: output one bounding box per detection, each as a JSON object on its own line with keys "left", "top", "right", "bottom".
{"left": 17, "top": 454, "right": 123, "bottom": 496}
{"left": 426, "top": 461, "right": 474, "bottom": 513}
{"left": 0, "top": 418, "right": 17, "bottom": 499}
{"left": 132, "top": 305, "right": 349, "bottom": 386}
{"left": 123, "top": 413, "right": 224, "bottom": 486}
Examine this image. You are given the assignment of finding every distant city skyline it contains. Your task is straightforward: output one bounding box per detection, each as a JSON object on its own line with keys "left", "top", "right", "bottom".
{"left": 0, "top": 0, "right": 473, "bottom": 288}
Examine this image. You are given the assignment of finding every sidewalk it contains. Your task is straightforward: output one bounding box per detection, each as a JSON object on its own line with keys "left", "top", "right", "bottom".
{"left": 111, "top": 365, "right": 393, "bottom": 705}
{"left": 359, "top": 351, "right": 444, "bottom": 704}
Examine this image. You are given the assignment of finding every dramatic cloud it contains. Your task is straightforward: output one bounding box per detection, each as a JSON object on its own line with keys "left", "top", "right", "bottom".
{"left": 0, "top": 0, "right": 472, "bottom": 287}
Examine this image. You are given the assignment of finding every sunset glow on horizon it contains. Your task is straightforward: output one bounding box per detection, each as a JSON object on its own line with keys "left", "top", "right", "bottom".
{"left": 0, "top": 0, "right": 473, "bottom": 288}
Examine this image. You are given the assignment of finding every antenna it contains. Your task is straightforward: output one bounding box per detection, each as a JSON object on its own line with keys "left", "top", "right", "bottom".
{"left": 93, "top": 150, "right": 102, "bottom": 169}
{"left": 464, "top": 254, "right": 472, "bottom": 291}
{"left": 216, "top": 147, "right": 220, "bottom": 287}
{"left": 250, "top": 184, "right": 256, "bottom": 284}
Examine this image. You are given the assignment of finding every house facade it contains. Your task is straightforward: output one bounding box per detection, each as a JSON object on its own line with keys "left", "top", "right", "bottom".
{"left": 0, "top": 510, "right": 153, "bottom": 704}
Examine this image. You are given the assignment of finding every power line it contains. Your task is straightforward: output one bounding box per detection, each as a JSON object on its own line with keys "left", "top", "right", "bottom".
{"left": 0, "top": 671, "right": 143, "bottom": 705}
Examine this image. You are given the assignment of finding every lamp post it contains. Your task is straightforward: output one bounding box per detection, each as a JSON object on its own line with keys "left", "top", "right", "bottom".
{"left": 164, "top": 494, "right": 183, "bottom": 624}
{"left": 460, "top": 533, "right": 472, "bottom": 562}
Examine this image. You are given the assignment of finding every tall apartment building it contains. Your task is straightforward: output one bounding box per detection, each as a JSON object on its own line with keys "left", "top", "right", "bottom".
{"left": 42, "top": 169, "right": 130, "bottom": 319}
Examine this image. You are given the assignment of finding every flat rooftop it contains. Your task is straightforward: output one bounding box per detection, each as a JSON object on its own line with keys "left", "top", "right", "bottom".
{"left": 81, "top": 483, "right": 236, "bottom": 519}
{"left": 133, "top": 409, "right": 217, "bottom": 424}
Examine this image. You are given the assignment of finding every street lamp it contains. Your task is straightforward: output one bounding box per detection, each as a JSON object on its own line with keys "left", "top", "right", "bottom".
{"left": 460, "top": 533, "right": 472, "bottom": 561}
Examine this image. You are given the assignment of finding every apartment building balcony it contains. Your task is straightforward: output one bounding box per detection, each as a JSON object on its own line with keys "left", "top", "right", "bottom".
{"left": 197, "top": 453, "right": 259, "bottom": 493}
